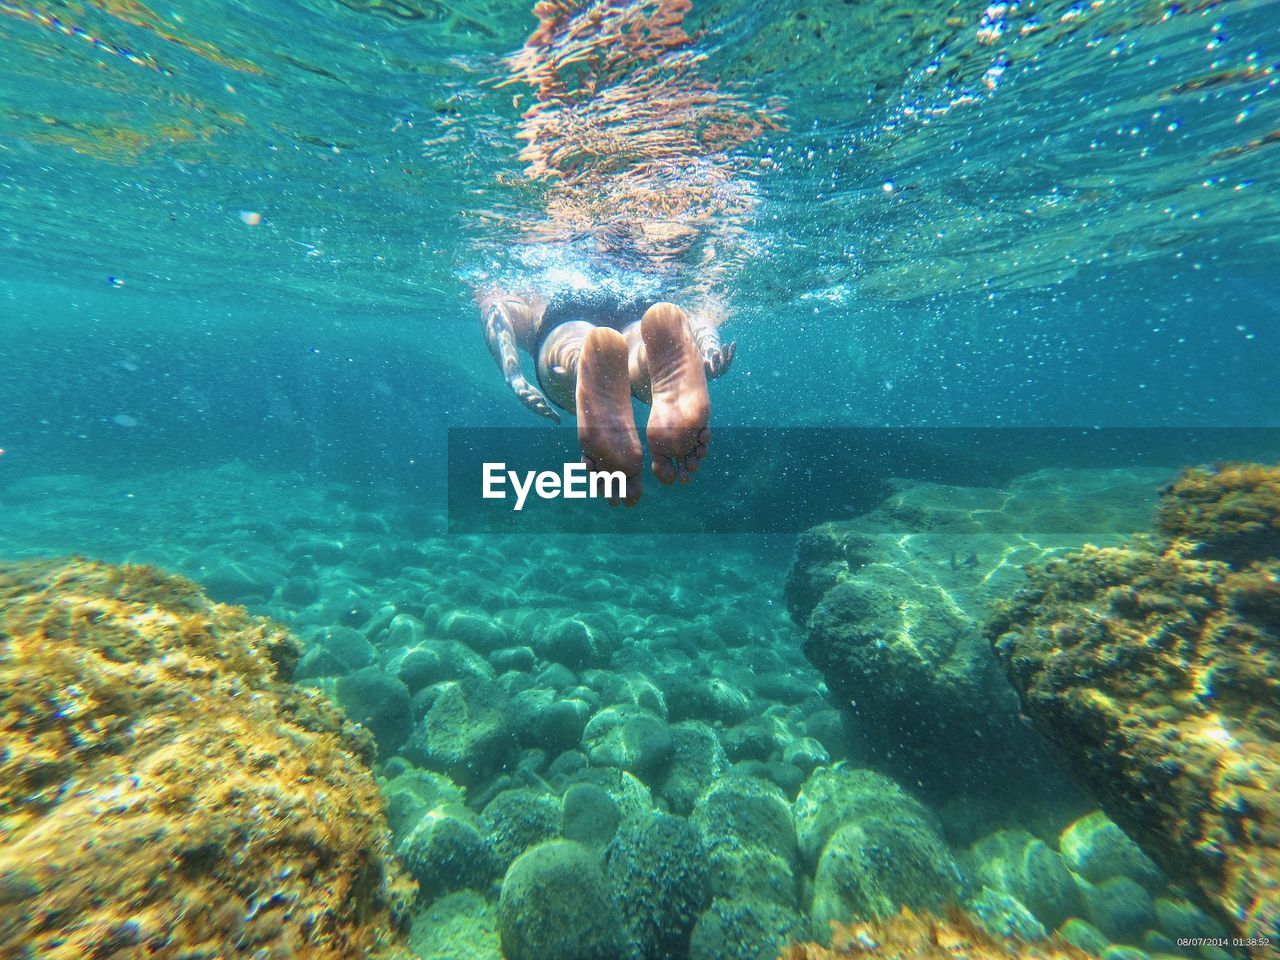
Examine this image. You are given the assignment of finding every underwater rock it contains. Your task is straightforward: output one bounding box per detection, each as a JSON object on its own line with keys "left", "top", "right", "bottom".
{"left": 692, "top": 775, "right": 798, "bottom": 866}
{"left": 386, "top": 612, "right": 427, "bottom": 648}
{"left": 598, "top": 670, "right": 670, "bottom": 717}
{"left": 659, "top": 671, "right": 753, "bottom": 725}
{"left": 1078, "top": 876, "right": 1155, "bottom": 946}
{"left": 0, "top": 557, "right": 412, "bottom": 960}
{"left": 1059, "top": 918, "right": 1113, "bottom": 956}
{"left": 393, "top": 645, "right": 447, "bottom": 693}
{"left": 605, "top": 812, "right": 710, "bottom": 960}
{"left": 498, "top": 840, "right": 625, "bottom": 960}
{"left": 724, "top": 720, "right": 777, "bottom": 762}
{"left": 660, "top": 720, "right": 730, "bottom": 816}
{"left": 689, "top": 897, "right": 804, "bottom": 960}
{"left": 809, "top": 815, "right": 968, "bottom": 934}
{"left": 583, "top": 704, "right": 674, "bottom": 782}
{"left": 782, "top": 736, "right": 831, "bottom": 775}
{"left": 966, "top": 887, "right": 1049, "bottom": 942}
{"left": 281, "top": 573, "right": 320, "bottom": 605}
{"left": 987, "top": 463, "right": 1280, "bottom": 941}
{"left": 562, "top": 782, "right": 621, "bottom": 847}
{"left": 691, "top": 774, "right": 802, "bottom": 911}
{"left": 489, "top": 644, "right": 536, "bottom": 673}
{"left": 1154, "top": 462, "right": 1280, "bottom": 566}
{"left": 511, "top": 687, "right": 591, "bottom": 753}
{"left": 200, "top": 558, "right": 281, "bottom": 603}
{"left": 408, "top": 890, "right": 502, "bottom": 960}
{"left": 1152, "top": 897, "right": 1229, "bottom": 944}
{"left": 786, "top": 520, "right": 1082, "bottom": 814}
{"left": 309, "top": 623, "right": 377, "bottom": 671}
{"left": 381, "top": 767, "right": 466, "bottom": 843}
{"left": 536, "top": 616, "right": 613, "bottom": 669}
{"left": 794, "top": 765, "right": 938, "bottom": 870}
{"left": 404, "top": 675, "right": 515, "bottom": 787}
{"left": 295, "top": 644, "right": 349, "bottom": 679}
{"left": 335, "top": 666, "right": 413, "bottom": 759}
{"left": 481, "top": 788, "right": 562, "bottom": 870}
{"left": 1059, "top": 812, "right": 1163, "bottom": 889}
{"left": 968, "top": 830, "right": 1084, "bottom": 931}
{"left": 397, "top": 803, "right": 499, "bottom": 906}
{"left": 438, "top": 609, "right": 508, "bottom": 654}
{"left": 779, "top": 907, "right": 1097, "bottom": 960}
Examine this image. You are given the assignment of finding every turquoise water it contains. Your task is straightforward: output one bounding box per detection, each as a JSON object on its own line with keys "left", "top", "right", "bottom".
{"left": 1, "top": 1, "right": 1278, "bottom": 958}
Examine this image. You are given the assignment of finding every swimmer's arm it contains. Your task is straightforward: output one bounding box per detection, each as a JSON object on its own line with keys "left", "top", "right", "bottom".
{"left": 687, "top": 308, "right": 736, "bottom": 379}
{"left": 481, "top": 298, "right": 561, "bottom": 423}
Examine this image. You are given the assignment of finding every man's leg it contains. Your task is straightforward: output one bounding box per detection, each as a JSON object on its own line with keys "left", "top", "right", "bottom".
{"left": 538, "top": 322, "right": 643, "bottom": 506}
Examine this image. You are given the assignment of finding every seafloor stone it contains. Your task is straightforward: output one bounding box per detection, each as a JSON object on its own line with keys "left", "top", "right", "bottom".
{"left": 689, "top": 896, "right": 804, "bottom": 960}
{"left": 987, "top": 463, "right": 1280, "bottom": 940}
{"left": 660, "top": 720, "right": 730, "bottom": 815}
{"left": 562, "top": 782, "right": 621, "bottom": 847}
{"left": 794, "top": 765, "right": 938, "bottom": 869}
{"left": 966, "top": 886, "right": 1048, "bottom": 942}
{"left": 969, "top": 829, "right": 1084, "bottom": 930}
{"left": 381, "top": 767, "right": 466, "bottom": 843}
{"left": 498, "top": 840, "right": 625, "bottom": 960}
{"left": 605, "top": 812, "right": 710, "bottom": 960}
{"left": 404, "top": 675, "right": 515, "bottom": 786}
{"left": 408, "top": 890, "right": 502, "bottom": 960}
{"left": 779, "top": 907, "right": 1097, "bottom": 960}
{"left": 396, "top": 802, "right": 499, "bottom": 905}
{"left": 582, "top": 704, "right": 674, "bottom": 782}
{"left": 481, "top": 788, "right": 562, "bottom": 870}
{"left": 0, "top": 557, "right": 412, "bottom": 960}
{"left": 1078, "top": 875, "right": 1155, "bottom": 945}
{"left": 1059, "top": 812, "right": 1163, "bottom": 889}
{"left": 809, "top": 815, "right": 968, "bottom": 934}
{"left": 334, "top": 665, "right": 413, "bottom": 759}
{"left": 1154, "top": 462, "right": 1280, "bottom": 566}
{"left": 785, "top": 518, "right": 1078, "bottom": 810}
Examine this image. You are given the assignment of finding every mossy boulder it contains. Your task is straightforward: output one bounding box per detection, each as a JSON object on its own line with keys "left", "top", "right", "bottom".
{"left": 498, "top": 840, "right": 624, "bottom": 960}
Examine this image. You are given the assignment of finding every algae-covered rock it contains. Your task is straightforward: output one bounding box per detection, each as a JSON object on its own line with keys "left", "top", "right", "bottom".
{"left": 381, "top": 768, "right": 466, "bottom": 842}
{"left": 660, "top": 720, "right": 730, "bottom": 815}
{"left": 408, "top": 890, "right": 502, "bottom": 960}
{"left": 1154, "top": 463, "right": 1280, "bottom": 566}
{"left": 397, "top": 803, "right": 499, "bottom": 905}
{"left": 1079, "top": 876, "right": 1156, "bottom": 946}
{"left": 794, "top": 765, "right": 937, "bottom": 869}
{"left": 690, "top": 897, "right": 804, "bottom": 960}
{"left": 335, "top": 665, "right": 413, "bottom": 759}
{"left": 810, "top": 815, "right": 968, "bottom": 932}
{"left": 966, "top": 886, "right": 1048, "bottom": 942}
{"left": 988, "top": 463, "right": 1280, "bottom": 941}
{"left": 562, "top": 782, "right": 621, "bottom": 847}
{"left": 1059, "top": 917, "right": 1112, "bottom": 956}
{"left": 405, "top": 675, "right": 515, "bottom": 786}
{"left": 481, "top": 788, "right": 561, "bottom": 870}
{"left": 0, "top": 558, "right": 412, "bottom": 960}
{"left": 779, "top": 907, "right": 1098, "bottom": 960}
{"left": 969, "top": 829, "right": 1084, "bottom": 930}
{"left": 583, "top": 704, "right": 674, "bottom": 782}
{"left": 498, "top": 840, "right": 624, "bottom": 960}
{"left": 605, "top": 812, "right": 710, "bottom": 960}
{"left": 692, "top": 775, "right": 798, "bottom": 865}
{"left": 1059, "top": 812, "right": 1163, "bottom": 888}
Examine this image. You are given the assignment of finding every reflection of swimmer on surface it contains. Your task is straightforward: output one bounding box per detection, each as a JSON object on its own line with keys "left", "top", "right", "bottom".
{"left": 479, "top": 289, "right": 735, "bottom": 504}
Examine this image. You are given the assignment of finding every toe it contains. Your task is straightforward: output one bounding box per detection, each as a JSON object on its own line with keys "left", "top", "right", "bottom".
{"left": 652, "top": 456, "right": 676, "bottom": 486}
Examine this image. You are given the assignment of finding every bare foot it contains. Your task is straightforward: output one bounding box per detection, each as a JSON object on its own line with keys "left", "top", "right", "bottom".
{"left": 576, "top": 327, "right": 643, "bottom": 506}
{"left": 641, "top": 302, "right": 710, "bottom": 485}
